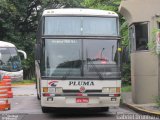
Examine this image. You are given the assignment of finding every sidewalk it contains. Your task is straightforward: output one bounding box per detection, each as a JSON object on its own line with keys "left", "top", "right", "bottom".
{"left": 12, "top": 84, "right": 36, "bottom": 96}
{"left": 122, "top": 92, "right": 160, "bottom": 116}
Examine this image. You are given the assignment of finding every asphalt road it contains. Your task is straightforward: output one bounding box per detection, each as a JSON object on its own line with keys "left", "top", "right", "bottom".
{"left": 0, "top": 85, "right": 139, "bottom": 120}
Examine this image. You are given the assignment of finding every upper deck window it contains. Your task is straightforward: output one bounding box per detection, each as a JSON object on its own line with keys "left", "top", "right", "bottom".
{"left": 44, "top": 17, "right": 118, "bottom": 36}
{"left": 83, "top": 17, "right": 117, "bottom": 36}
{"left": 45, "top": 17, "right": 81, "bottom": 35}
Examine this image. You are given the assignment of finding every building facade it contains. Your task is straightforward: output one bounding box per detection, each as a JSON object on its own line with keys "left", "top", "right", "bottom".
{"left": 119, "top": 0, "right": 160, "bottom": 104}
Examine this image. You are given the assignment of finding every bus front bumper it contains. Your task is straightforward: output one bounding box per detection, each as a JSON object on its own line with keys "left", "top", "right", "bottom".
{"left": 41, "top": 96, "right": 120, "bottom": 108}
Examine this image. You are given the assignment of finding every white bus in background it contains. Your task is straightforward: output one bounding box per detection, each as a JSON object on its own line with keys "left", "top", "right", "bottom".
{"left": 0, "top": 41, "right": 27, "bottom": 81}
{"left": 35, "top": 8, "right": 121, "bottom": 113}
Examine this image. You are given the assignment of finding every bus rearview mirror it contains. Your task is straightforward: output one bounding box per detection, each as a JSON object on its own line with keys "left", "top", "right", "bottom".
{"left": 18, "top": 50, "right": 27, "bottom": 60}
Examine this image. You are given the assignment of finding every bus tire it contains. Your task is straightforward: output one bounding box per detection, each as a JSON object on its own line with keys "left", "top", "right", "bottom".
{"left": 41, "top": 107, "right": 50, "bottom": 113}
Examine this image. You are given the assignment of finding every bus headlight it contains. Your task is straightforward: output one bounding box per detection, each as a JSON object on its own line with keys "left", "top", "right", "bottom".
{"left": 109, "top": 88, "right": 116, "bottom": 93}
{"left": 43, "top": 87, "right": 48, "bottom": 92}
{"left": 116, "top": 87, "right": 121, "bottom": 93}
{"left": 48, "top": 88, "right": 55, "bottom": 93}
{"left": 102, "top": 87, "right": 120, "bottom": 93}
{"left": 55, "top": 87, "right": 63, "bottom": 94}
{"left": 102, "top": 87, "right": 110, "bottom": 93}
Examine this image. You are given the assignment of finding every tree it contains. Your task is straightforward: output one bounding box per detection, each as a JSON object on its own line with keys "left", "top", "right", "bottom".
{"left": 82, "top": 0, "right": 120, "bottom": 11}
{"left": 0, "top": 0, "right": 84, "bottom": 79}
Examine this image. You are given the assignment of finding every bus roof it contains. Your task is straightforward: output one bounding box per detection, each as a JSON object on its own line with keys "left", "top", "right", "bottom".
{"left": 42, "top": 8, "right": 118, "bottom": 17}
{"left": 0, "top": 41, "right": 15, "bottom": 47}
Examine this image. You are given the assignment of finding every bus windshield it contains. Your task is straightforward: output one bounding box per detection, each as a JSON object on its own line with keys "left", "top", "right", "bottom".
{"left": 41, "top": 39, "right": 120, "bottom": 79}
{"left": 0, "top": 47, "right": 22, "bottom": 72}
{"left": 44, "top": 17, "right": 118, "bottom": 36}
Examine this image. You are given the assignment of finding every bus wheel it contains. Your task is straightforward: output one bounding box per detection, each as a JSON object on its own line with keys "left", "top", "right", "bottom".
{"left": 41, "top": 107, "right": 50, "bottom": 113}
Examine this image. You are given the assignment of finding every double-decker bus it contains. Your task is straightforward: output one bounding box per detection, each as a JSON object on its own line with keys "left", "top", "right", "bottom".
{"left": 0, "top": 41, "right": 27, "bottom": 81}
{"left": 35, "top": 8, "right": 121, "bottom": 113}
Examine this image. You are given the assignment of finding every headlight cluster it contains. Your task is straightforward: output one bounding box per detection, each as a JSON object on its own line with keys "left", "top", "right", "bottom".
{"left": 102, "top": 87, "right": 120, "bottom": 93}
{"left": 55, "top": 87, "right": 63, "bottom": 94}
{"left": 43, "top": 87, "right": 63, "bottom": 93}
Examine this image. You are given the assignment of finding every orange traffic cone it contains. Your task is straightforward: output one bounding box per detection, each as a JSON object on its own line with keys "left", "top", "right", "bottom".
{"left": 0, "top": 81, "right": 11, "bottom": 111}
{"left": 2, "top": 76, "right": 12, "bottom": 90}
{"left": 0, "top": 99, "right": 10, "bottom": 111}
{"left": 2, "top": 76, "right": 13, "bottom": 98}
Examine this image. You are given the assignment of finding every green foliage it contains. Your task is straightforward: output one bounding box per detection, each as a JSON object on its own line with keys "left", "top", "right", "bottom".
{"left": 148, "top": 28, "right": 160, "bottom": 55}
{"left": 0, "top": 0, "right": 39, "bottom": 79}
{"left": 0, "top": 0, "right": 84, "bottom": 79}
{"left": 121, "top": 85, "right": 131, "bottom": 92}
{"left": 41, "top": 0, "right": 83, "bottom": 9}
{"left": 155, "top": 96, "right": 160, "bottom": 107}
{"left": 12, "top": 78, "right": 36, "bottom": 85}
{"left": 121, "top": 63, "right": 131, "bottom": 85}
{"left": 120, "top": 21, "right": 129, "bottom": 47}
{"left": 82, "top": 0, "right": 120, "bottom": 11}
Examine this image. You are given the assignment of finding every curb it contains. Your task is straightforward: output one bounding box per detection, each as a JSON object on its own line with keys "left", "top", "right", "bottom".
{"left": 13, "top": 94, "right": 35, "bottom": 96}
{"left": 123, "top": 102, "right": 160, "bottom": 117}
{"left": 12, "top": 83, "right": 35, "bottom": 87}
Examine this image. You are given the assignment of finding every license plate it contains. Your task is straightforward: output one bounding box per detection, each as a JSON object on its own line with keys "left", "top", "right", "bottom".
{"left": 76, "top": 98, "right": 89, "bottom": 103}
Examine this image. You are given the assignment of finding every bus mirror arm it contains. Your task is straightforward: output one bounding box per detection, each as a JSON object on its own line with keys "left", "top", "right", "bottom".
{"left": 35, "top": 44, "right": 41, "bottom": 61}
{"left": 18, "top": 50, "right": 27, "bottom": 59}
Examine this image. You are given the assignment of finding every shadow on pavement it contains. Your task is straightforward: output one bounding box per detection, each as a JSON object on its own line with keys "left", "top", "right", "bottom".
{"left": 47, "top": 110, "right": 115, "bottom": 119}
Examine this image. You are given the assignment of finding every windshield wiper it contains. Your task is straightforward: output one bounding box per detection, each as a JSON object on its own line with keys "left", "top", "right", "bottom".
{"left": 88, "top": 60, "right": 104, "bottom": 80}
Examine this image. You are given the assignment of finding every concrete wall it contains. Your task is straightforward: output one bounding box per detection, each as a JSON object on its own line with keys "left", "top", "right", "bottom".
{"left": 131, "top": 52, "right": 159, "bottom": 103}
{"left": 119, "top": 0, "right": 160, "bottom": 25}
{"left": 119, "top": 0, "right": 160, "bottom": 104}
{"left": 119, "top": 0, "right": 160, "bottom": 41}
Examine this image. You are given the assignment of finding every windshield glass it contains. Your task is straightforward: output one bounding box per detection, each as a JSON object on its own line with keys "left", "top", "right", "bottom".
{"left": 41, "top": 39, "right": 82, "bottom": 77}
{"left": 83, "top": 40, "right": 120, "bottom": 79}
{"left": 84, "top": 40, "right": 117, "bottom": 63}
{"left": 41, "top": 39, "right": 120, "bottom": 79}
{"left": 0, "top": 47, "right": 22, "bottom": 72}
{"left": 44, "top": 17, "right": 118, "bottom": 36}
